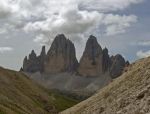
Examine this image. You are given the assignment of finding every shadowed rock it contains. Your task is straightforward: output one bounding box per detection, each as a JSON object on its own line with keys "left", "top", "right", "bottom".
{"left": 22, "top": 34, "right": 128, "bottom": 79}
{"left": 23, "top": 46, "right": 46, "bottom": 73}
{"left": 110, "top": 54, "right": 126, "bottom": 78}
{"left": 44, "top": 34, "right": 78, "bottom": 74}
{"left": 102, "top": 48, "right": 111, "bottom": 73}
{"left": 78, "top": 35, "right": 103, "bottom": 76}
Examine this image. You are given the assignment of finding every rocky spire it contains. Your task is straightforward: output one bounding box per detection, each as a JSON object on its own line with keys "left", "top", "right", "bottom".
{"left": 102, "top": 48, "right": 111, "bottom": 73}
{"left": 39, "top": 46, "right": 46, "bottom": 72}
{"left": 29, "top": 50, "right": 37, "bottom": 60}
{"left": 78, "top": 35, "right": 103, "bottom": 76}
{"left": 22, "top": 46, "right": 47, "bottom": 73}
{"left": 22, "top": 34, "right": 128, "bottom": 78}
{"left": 40, "top": 46, "right": 46, "bottom": 57}
{"left": 44, "top": 34, "right": 78, "bottom": 74}
{"left": 110, "top": 54, "right": 126, "bottom": 78}
{"left": 23, "top": 56, "right": 28, "bottom": 71}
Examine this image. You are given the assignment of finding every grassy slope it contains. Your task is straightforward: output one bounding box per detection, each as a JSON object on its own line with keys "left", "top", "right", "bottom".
{"left": 0, "top": 67, "right": 78, "bottom": 114}
{"left": 61, "top": 57, "right": 150, "bottom": 114}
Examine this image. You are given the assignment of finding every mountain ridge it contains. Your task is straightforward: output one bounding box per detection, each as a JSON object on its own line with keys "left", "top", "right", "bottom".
{"left": 22, "top": 34, "right": 128, "bottom": 78}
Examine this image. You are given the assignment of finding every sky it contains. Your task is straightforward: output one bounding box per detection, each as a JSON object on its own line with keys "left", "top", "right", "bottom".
{"left": 0, "top": 0, "right": 150, "bottom": 70}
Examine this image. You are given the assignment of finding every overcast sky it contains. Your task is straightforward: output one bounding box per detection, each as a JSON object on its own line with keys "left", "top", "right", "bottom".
{"left": 0, "top": 0, "right": 150, "bottom": 70}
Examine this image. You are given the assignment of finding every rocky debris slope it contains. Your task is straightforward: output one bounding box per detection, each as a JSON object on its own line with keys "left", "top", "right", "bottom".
{"left": 44, "top": 34, "right": 78, "bottom": 74}
{"left": 22, "top": 34, "right": 128, "bottom": 78}
{"left": 61, "top": 57, "right": 150, "bottom": 114}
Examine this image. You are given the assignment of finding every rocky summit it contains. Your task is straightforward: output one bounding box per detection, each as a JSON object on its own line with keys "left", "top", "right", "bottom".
{"left": 78, "top": 35, "right": 103, "bottom": 76}
{"left": 44, "top": 34, "right": 78, "bottom": 74}
{"left": 22, "top": 34, "right": 129, "bottom": 98}
{"left": 23, "top": 46, "right": 46, "bottom": 73}
{"left": 22, "top": 34, "right": 128, "bottom": 78}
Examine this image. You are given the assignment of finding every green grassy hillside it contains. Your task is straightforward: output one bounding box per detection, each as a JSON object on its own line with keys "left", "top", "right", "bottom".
{"left": 0, "top": 67, "right": 78, "bottom": 114}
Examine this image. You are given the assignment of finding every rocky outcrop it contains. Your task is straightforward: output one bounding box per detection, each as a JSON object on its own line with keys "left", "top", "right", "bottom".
{"left": 23, "top": 50, "right": 39, "bottom": 73}
{"left": 110, "top": 54, "right": 126, "bottom": 78}
{"left": 22, "top": 46, "right": 46, "bottom": 73}
{"left": 38, "top": 46, "right": 46, "bottom": 72}
{"left": 102, "top": 48, "right": 111, "bottom": 73}
{"left": 44, "top": 34, "right": 78, "bottom": 74}
{"left": 77, "top": 36, "right": 127, "bottom": 77}
{"left": 22, "top": 34, "right": 128, "bottom": 78}
{"left": 78, "top": 35, "right": 103, "bottom": 76}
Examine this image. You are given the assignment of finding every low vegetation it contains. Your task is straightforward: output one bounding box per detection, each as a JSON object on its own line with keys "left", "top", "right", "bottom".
{"left": 0, "top": 67, "right": 79, "bottom": 114}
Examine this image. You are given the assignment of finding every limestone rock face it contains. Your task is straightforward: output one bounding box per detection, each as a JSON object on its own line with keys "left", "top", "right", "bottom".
{"left": 78, "top": 35, "right": 103, "bottom": 76}
{"left": 38, "top": 46, "right": 46, "bottom": 72}
{"left": 110, "top": 54, "right": 126, "bottom": 78}
{"left": 102, "top": 48, "right": 111, "bottom": 73}
{"left": 22, "top": 34, "right": 128, "bottom": 78}
{"left": 22, "top": 46, "right": 46, "bottom": 73}
{"left": 44, "top": 34, "right": 78, "bottom": 74}
{"left": 23, "top": 50, "right": 39, "bottom": 73}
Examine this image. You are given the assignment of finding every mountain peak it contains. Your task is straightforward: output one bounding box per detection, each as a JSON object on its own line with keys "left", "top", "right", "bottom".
{"left": 78, "top": 35, "right": 103, "bottom": 76}
{"left": 22, "top": 34, "right": 127, "bottom": 78}
{"left": 44, "top": 34, "right": 78, "bottom": 74}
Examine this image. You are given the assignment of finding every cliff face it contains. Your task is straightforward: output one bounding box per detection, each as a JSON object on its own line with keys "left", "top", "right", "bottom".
{"left": 22, "top": 46, "right": 46, "bottom": 73}
{"left": 110, "top": 54, "right": 126, "bottom": 78}
{"left": 22, "top": 34, "right": 128, "bottom": 78}
{"left": 102, "top": 48, "right": 111, "bottom": 73}
{"left": 44, "top": 34, "right": 78, "bottom": 74}
{"left": 78, "top": 35, "right": 103, "bottom": 76}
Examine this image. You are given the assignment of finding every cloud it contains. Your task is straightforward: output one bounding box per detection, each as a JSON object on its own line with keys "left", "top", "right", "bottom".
{"left": 79, "top": 0, "right": 143, "bottom": 12}
{"left": 0, "top": 47, "right": 14, "bottom": 53}
{"left": 33, "top": 34, "right": 49, "bottom": 45}
{"left": 137, "top": 50, "right": 150, "bottom": 58}
{"left": 0, "top": 28, "right": 7, "bottom": 34}
{"left": 137, "top": 41, "right": 150, "bottom": 46}
{"left": 24, "top": 8, "right": 102, "bottom": 42}
{"left": 24, "top": 9, "right": 137, "bottom": 43}
{"left": 0, "top": 0, "right": 144, "bottom": 44}
{"left": 102, "top": 14, "right": 137, "bottom": 36}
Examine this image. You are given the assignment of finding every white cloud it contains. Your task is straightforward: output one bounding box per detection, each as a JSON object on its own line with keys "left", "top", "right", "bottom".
{"left": 0, "top": 47, "right": 14, "bottom": 53}
{"left": 24, "top": 9, "right": 137, "bottom": 43}
{"left": 102, "top": 14, "right": 137, "bottom": 36}
{"left": 0, "top": 28, "right": 7, "bottom": 34}
{"left": 24, "top": 8, "right": 102, "bottom": 42}
{"left": 33, "top": 34, "right": 49, "bottom": 45}
{"left": 137, "top": 41, "right": 150, "bottom": 46}
{"left": 0, "top": 0, "right": 144, "bottom": 44}
{"left": 137, "top": 50, "right": 150, "bottom": 58}
{"left": 79, "top": 0, "right": 143, "bottom": 12}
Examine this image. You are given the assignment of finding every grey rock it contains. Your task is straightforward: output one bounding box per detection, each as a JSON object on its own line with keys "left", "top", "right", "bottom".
{"left": 102, "top": 48, "right": 111, "bottom": 73}
{"left": 110, "top": 54, "right": 126, "bottom": 78}
{"left": 22, "top": 34, "right": 128, "bottom": 79}
{"left": 78, "top": 35, "right": 103, "bottom": 76}
{"left": 38, "top": 46, "right": 46, "bottom": 72}
{"left": 44, "top": 34, "right": 78, "bottom": 74}
{"left": 23, "top": 46, "right": 46, "bottom": 73}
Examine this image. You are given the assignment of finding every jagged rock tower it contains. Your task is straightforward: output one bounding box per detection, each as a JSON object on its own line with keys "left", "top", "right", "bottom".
{"left": 44, "top": 34, "right": 78, "bottom": 74}
{"left": 78, "top": 35, "right": 103, "bottom": 76}
{"left": 23, "top": 46, "right": 46, "bottom": 73}
{"left": 22, "top": 34, "right": 128, "bottom": 78}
